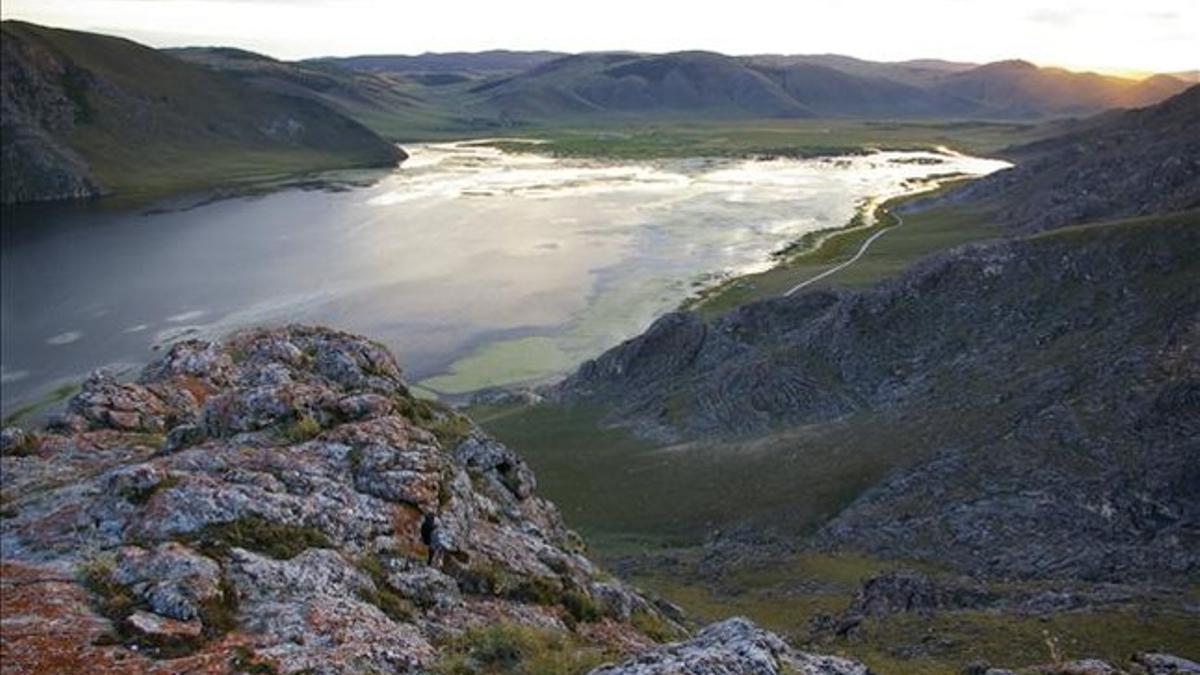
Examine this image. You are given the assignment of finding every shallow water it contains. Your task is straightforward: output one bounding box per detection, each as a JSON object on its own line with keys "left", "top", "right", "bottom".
{"left": 0, "top": 142, "right": 1007, "bottom": 413}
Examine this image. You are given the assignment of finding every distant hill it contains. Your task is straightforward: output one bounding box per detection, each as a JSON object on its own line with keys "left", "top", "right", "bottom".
{"left": 167, "top": 46, "right": 461, "bottom": 138}
{"left": 930, "top": 59, "right": 1191, "bottom": 118}
{"left": 747, "top": 54, "right": 977, "bottom": 87}
{"left": 305, "top": 46, "right": 1189, "bottom": 124}
{"left": 469, "top": 51, "right": 813, "bottom": 119}
{"left": 313, "top": 50, "right": 567, "bottom": 79}
{"left": 454, "top": 51, "right": 1188, "bottom": 122}
{"left": 464, "top": 51, "right": 990, "bottom": 120}
{"left": 1, "top": 21, "right": 403, "bottom": 204}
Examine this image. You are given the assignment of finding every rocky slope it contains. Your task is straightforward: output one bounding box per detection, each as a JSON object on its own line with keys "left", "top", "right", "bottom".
{"left": 949, "top": 85, "right": 1200, "bottom": 231}
{"left": 549, "top": 87, "right": 1200, "bottom": 583}
{"left": 1, "top": 21, "right": 403, "bottom": 204}
{"left": 553, "top": 210, "right": 1199, "bottom": 582}
{"left": 0, "top": 325, "right": 866, "bottom": 674}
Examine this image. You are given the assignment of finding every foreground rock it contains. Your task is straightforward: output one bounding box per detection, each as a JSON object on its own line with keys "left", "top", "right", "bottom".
{"left": 1, "top": 326, "right": 641, "bottom": 671}
{"left": 591, "top": 618, "right": 870, "bottom": 675}
{"left": 0, "top": 325, "right": 867, "bottom": 673}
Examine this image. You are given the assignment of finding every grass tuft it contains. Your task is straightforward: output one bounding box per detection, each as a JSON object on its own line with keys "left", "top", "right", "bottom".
{"left": 281, "top": 415, "right": 322, "bottom": 443}
{"left": 179, "top": 515, "right": 332, "bottom": 560}
{"left": 431, "top": 622, "right": 611, "bottom": 675}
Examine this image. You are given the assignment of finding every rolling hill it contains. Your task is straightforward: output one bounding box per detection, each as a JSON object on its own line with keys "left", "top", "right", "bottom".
{"left": 1, "top": 21, "right": 403, "bottom": 204}
{"left": 313, "top": 50, "right": 567, "bottom": 80}
{"left": 463, "top": 51, "right": 986, "bottom": 120}
{"left": 166, "top": 46, "right": 465, "bottom": 138}
{"left": 442, "top": 50, "right": 1189, "bottom": 122}
{"left": 930, "top": 59, "right": 1190, "bottom": 117}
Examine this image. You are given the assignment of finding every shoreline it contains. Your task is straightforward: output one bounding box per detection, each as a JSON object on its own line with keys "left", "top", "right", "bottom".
{"left": 683, "top": 171, "right": 984, "bottom": 316}
{"left": 1, "top": 145, "right": 1003, "bottom": 417}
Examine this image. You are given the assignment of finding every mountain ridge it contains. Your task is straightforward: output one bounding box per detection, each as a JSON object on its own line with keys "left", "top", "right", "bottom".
{"left": 1, "top": 21, "right": 404, "bottom": 204}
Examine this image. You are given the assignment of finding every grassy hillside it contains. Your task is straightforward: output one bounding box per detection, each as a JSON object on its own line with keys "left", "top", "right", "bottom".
{"left": 313, "top": 50, "right": 567, "bottom": 77}
{"left": 167, "top": 46, "right": 479, "bottom": 140}
{"left": 429, "top": 51, "right": 1188, "bottom": 125}
{"left": 688, "top": 182, "right": 999, "bottom": 317}
{"left": 1, "top": 21, "right": 402, "bottom": 203}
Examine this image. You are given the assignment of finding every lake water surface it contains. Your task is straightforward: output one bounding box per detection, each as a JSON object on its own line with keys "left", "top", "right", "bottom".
{"left": 0, "top": 141, "right": 1008, "bottom": 414}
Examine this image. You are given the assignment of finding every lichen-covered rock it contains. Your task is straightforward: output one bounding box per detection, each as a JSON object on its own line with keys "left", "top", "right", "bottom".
{"left": 1, "top": 325, "right": 709, "bottom": 673}
{"left": 1131, "top": 653, "right": 1200, "bottom": 675}
{"left": 113, "top": 543, "right": 223, "bottom": 621}
{"left": 590, "top": 617, "right": 870, "bottom": 675}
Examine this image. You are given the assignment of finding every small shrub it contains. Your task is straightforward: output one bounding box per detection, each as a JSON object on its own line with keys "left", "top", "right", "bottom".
{"left": 120, "top": 474, "right": 181, "bottom": 505}
{"left": 355, "top": 553, "right": 416, "bottom": 621}
{"left": 455, "top": 562, "right": 563, "bottom": 606}
{"left": 631, "top": 609, "right": 682, "bottom": 643}
{"left": 282, "top": 415, "right": 322, "bottom": 443}
{"left": 393, "top": 395, "right": 473, "bottom": 448}
{"left": 0, "top": 431, "right": 39, "bottom": 457}
{"left": 200, "top": 575, "right": 241, "bottom": 636}
{"left": 230, "top": 645, "right": 277, "bottom": 674}
{"left": 180, "top": 515, "right": 332, "bottom": 560}
{"left": 562, "top": 590, "right": 602, "bottom": 624}
{"left": 79, "top": 555, "right": 140, "bottom": 623}
{"left": 357, "top": 585, "right": 416, "bottom": 623}
{"left": 346, "top": 445, "right": 363, "bottom": 472}
{"left": 123, "top": 432, "right": 167, "bottom": 449}
{"left": 428, "top": 413, "right": 473, "bottom": 449}
{"left": 431, "top": 623, "right": 610, "bottom": 675}
{"left": 509, "top": 576, "right": 563, "bottom": 606}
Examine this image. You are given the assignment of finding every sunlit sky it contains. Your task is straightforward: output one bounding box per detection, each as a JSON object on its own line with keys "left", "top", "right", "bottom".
{"left": 2, "top": 0, "right": 1196, "bottom": 75}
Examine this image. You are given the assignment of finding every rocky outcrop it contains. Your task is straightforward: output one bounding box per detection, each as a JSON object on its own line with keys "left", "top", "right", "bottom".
{"left": 0, "top": 326, "right": 677, "bottom": 672}
{"left": 591, "top": 617, "right": 870, "bottom": 675}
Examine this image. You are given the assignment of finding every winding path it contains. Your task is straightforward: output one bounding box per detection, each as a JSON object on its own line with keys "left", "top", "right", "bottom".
{"left": 783, "top": 211, "right": 903, "bottom": 297}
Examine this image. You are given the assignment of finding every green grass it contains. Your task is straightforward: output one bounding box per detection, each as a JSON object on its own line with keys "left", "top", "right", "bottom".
{"left": 178, "top": 515, "right": 333, "bottom": 561}
{"left": 281, "top": 415, "right": 322, "bottom": 444}
{"left": 689, "top": 184, "right": 1000, "bottom": 318}
{"left": 2, "top": 382, "right": 79, "bottom": 427}
{"left": 475, "top": 404, "right": 944, "bottom": 547}
{"left": 847, "top": 608, "right": 1200, "bottom": 674}
{"left": 481, "top": 118, "right": 1048, "bottom": 160}
{"left": 431, "top": 623, "right": 613, "bottom": 675}
{"left": 619, "top": 551, "right": 1200, "bottom": 675}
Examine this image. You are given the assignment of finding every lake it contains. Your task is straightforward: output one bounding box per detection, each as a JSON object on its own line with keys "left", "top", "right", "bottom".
{"left": 0, "top": 141, "right": 1008, "bottom": 416}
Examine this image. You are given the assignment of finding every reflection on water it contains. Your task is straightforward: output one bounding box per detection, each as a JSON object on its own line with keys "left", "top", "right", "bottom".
{"left": 0, "top": 142, "right": 1008, "bottom": 411}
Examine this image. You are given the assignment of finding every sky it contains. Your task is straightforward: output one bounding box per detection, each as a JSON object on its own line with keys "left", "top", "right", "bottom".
{"left": 1, "top": 0, "right": 1196, "bottom": 75}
